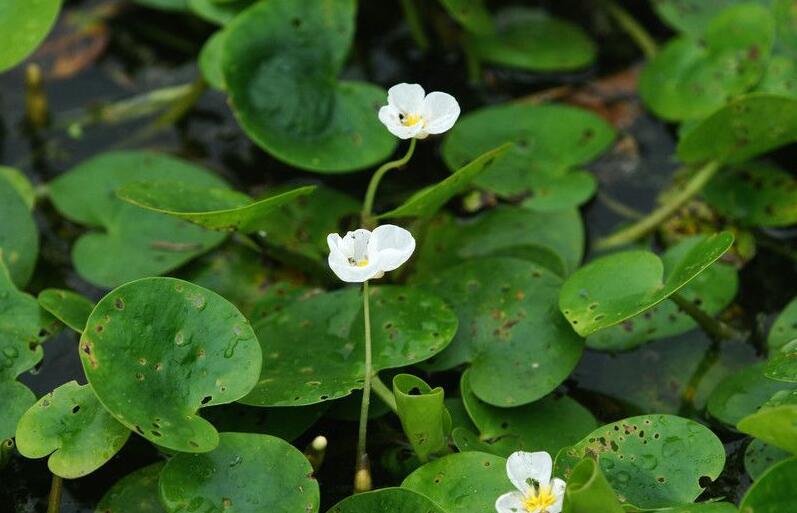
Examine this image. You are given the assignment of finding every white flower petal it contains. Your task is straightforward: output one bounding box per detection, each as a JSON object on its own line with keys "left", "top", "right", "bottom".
{"left": 387, "top": 83, "right": 425, "bottom": 114}
{"left": 369, "top": 224, "right": 415, "bottom": 272}
{"left": 548, "top": 478, "right": 566, "bottom": 513}
{"left": 495, "top": 491, "right": 526, "bottom": 513}
{"left": 507, "top": 451, "right": 553, "bottom": 495}
{"left": 379, "top": 104, "right": 424, "bottom": 139}
{"left": 327, "top": 253, "right": 382, "bottom": 283}
{"left": 422, "top": 91, "right": 460, "bottom": 135}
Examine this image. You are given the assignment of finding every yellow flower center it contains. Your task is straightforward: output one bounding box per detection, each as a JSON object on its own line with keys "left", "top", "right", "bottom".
{"left": 522, "top": 484, "right": 557, "bottom": 512}
{"left": 356, "top": 259, "right": 369, "bottom": 267}
{"left": 401, "top": 113, "right": 423, "bottom": 127}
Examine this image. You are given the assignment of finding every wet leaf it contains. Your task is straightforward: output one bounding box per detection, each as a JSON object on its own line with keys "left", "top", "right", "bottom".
{"left": 554, "top": 414, "right": 726, "bottom": 510}
{"left": 240, "top": 286, "right": 457, "bottom": 406}
{"left": 438, "top": 0, "right": 493, "bottom": 34}
{"left": 766, "top": 340, "right": 797, "bottom": 383}
{"left": 0, "top": 381, "right": 36, "bottom": 441}
{"left": 188, "top": 0, "right": 256, "bottom": 25}
{"left": 393, "top": 373, "right": 451, "bottom": 462}
{"left": 745, "top": 439, "right": 790, "bottom": 480}
{"left": 0, "top": 178, "right": 38, "bottom": 288}
{"left": 160, "top": 433, "right": 319, "bottom": 513}
{"left": 80, "top": 278, "right": 262, "bottom": 452}
{"left": 739, "top": 457, "right": 797, "bottom": 512}
{"left": 96, "top": 462, "right": 166, "bottom": 513}
{"left": 562, "top": 458, "right": 624, "bottom": 513}
{"left": 738, "top": 389, "right": 797, "bottom": 454}
{"left": 222, "top": 0, "right": 397, "bottom": 172}
{"left": 768, "top": 295, "right": 797, "bottom": 351}
{"left": 326, "top": 487, "right": 446, "bottom": 513}
{"left": 37, "top": 288, "right": 94, "bottom": 333}
{"left": 0, "top": 0, "right": 61, "bottom": 72}
{"left": 559, "top": 232, "right": 734, "bottom": 337}
{"left": 15, "top": 381, "right": 130, "bottom": 478}
{"left": 48, "top": 151, "right": 228, "bottom": 288}
{"left": 707, "top": 362, "right": 796, "bottom": 427}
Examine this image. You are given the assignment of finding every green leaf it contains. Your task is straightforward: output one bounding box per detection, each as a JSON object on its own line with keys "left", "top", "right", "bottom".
{"left": 585, "top": 236, "right": 738, "bottom": 351}
{"left": 738, "top": 389, "right": 797, "bottom": 454}
{"left": 188, "top": 0, "right": 255, "bottom": 25}
{"left": 0, "top": 381, "right": 36, "bottom": 441}
{"left": 652, "top": 0, "right": 771, "bottom": 36}
{"left": 0, "top": 179, "right": 38, "bottom": 288}
{"left": 563, "top": 458, "right": 624, "bottom": 513}
{"left": 554, "top": 415, "right": 726, "bottom": 510}
{"left": 745, "top": 439, "right": 790, "bottom": 480}
{"left": 423, "top": 257, "right": 584, "bottom": 407}
{"left": 202, "top": 402, "right": 328, "bottom": 442}
{"left": 118, "top": 180, "right": 316, "bottom": 233}
{"left": 559, "top": 232, "right": 734, "bottom": 337}
{"left": 37, "top": 289, "right": 94, "bottom": 333}
{"left": 467, "top": 7, "right": 596, "bottom": 72}
{"left": 739, "top": 457, "right": 797, "bottom": 512}
{"left": 442, "top": 103, "right": 614, "bottom": 202}
{"left": 460, "top": 369, "right": 597, "bottom": 457}
{"left": 96, "top": 462, "right": 167, "bottom": 513}
{"left": 0, "top": 166, "right": 35, "bottom": 210}
{"left": 707, "top": 362, "right": 796, "bottom": 427}
{"left": 766, "top": 340, "right": 797, "bottom": 383}
{"left": 80, "top": 277, "right": 262, "bottom": 452}
{"left": 393, "top": 374, "right": 451, "bottom": 462}
{"left": 325, "top": 488, "right": 446, "bottom": 513}
{"left": 222, "top": 0, "right": 397, "bottom": 173}
{"left": 757, "top": 54, "right": 797, "bottom": 98}
{"left": 0, "top": 0, "right": 61, "bottom": 72}
{"left": 199, "top": 29, "right": 227, "bottom": 90}
{"left": 438, "top": 0, "right": 493, "bottom": 34}
{"left": 379, "top": 144, "right": 511, "bottom": 219}
{"left": 15, "top": 381, "right": 130, "bottom": 478}
{"left": 401, "top": 452, "right": 508, "bottom": 513}
{"left": 48, "top": 151, "right": 228, "bottom": 288}
{"left": 133, "top": 0, "right": 188, "bottom": 10}
{"left": 660, "top": 504, "right": 739, "bottom": 513}
{"left": 240, "top": 285, "right": 457, "bottom": 406}
{"left": 677, "top": 94, "right": 797, "bottom": 164}
{"left": 768, "top": 295, "right": 797, "bottom": 350}
{"left": 774, "top": 0, "right": 797, "bottom": 56}
{"left": 160, "top": 432, "right": 319, "bottom": 513}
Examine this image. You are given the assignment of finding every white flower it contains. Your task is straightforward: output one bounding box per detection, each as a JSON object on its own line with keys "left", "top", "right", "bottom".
{"left": 495, "top": 451, "right": 566, "bottom": 513}
{"left": 326, "top": 225, "right": 416, "bottom": 283}
{"left": 378, "top": 83, "right": 460, "bottom": 140}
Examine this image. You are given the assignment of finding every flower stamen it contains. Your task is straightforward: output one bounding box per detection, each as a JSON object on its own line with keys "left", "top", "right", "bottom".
{"left": 522, "top": 484, "right": 557, "bottom": 512}
{"left": 401, "top": 113, "right": 423, "bottom": 127}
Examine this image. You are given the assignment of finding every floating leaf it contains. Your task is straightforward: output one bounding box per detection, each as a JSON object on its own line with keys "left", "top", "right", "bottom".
{"left": 379, "top": 144, "right": 511, "bottom": 219}
{"left": 326, "top": 487, "right": 446, "bottom": 513}
{"left": 48, "top": 151, "right": 228, "bottom": 288}
{"left": 739, "top": 457, "right": 797, "bottom": 512}
{"left": 766, "top": 340, "right": 797, "bottom": 383}
{"left": 745, "top": 439, "right": 790, "bottom": 480}
{"left": 80, "top": 278, "right": 262, "bottom": 452}
{"left": 438, "top": 0, "right": 493, "bottom": 34}
{"left": 467, "top": 7, "right": 596, "bottom": 72}
{"left": 0, "top": 179, "right": 38, "bottom": 288}
{"left": 423, "top": 257, "right": 583, "bottom": 407}
{"left": 554, "top": 415, "right": 726, "bottom": 510}
{"left": 393, "top": 374, "right": 451, "bottom": 462}
{"left": 199, "top": 29, "right": 227, "bottom": 90}
{"left": 401, "top": 452, "right": 508, "bottom": 513}
{"left": 738, "top": 389, "right": 797, "bottom": 454}
{"left": 768, "top": 295, "right": 797, "bottom": 351}
{"left": 0, "top": 381, "right": 35, "bottom": 441}
{"left": 240, "top": 286, "right": 457, "bottom": 406}
{"left": 559, "top": 232, "right": 734, "bottom": 337}
{"left": 757, "top": 54, "right": 797, "bottom": 98}
{"left": 442, "top": 103, "right": 613, "bottom": 202}
{"left": 651, "top": 0, "right": 771, "bottom": 36}
{"left": 563, "top": 458, "right": 624, "bottom": 513}
{"left": 0, "top": 166, "right": 35, "bottom": 210}
{"left": 707, "top": 362, "right": 796, "bottom": 427}
{"left": 0, "top": 0, "right": 61, "bottom": 72}
{"left": 188, "top": 0, "right": 255, "bottom": 25}
{"left": 37, "top": 289, "right": 94, "bottom": 333}
{"left": 15, "top": 381, "right": 130, "bottom": 478}
{"left": 160, "top": 433, "right": 319, "bottom": 513}
{"left": 222, "top": 0, "right": 397, "bottom": 172}
{"left": 96, "top": 462, "right": 166, "bottom": 513}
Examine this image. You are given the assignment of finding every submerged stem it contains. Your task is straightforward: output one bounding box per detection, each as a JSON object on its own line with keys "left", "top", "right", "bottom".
{"left": 670, "top": 292, "right": 744, "bottom": 342}
{"left": 594, "top": 160, "right": 720, "bottom": 251}
{"left": 362, "top": 138, "right": 417, "bottom": 226}
{"left": 47, "top": 474, "right": 63, "bottom": 513}
{"left": 603, "top": 0, "right": 658, "bottom": 59}
{"left": 355, "top": 280, "right": 373, "bottom": 493}
{"left": 371, "top": 375, "right": 398, "bottom": 413}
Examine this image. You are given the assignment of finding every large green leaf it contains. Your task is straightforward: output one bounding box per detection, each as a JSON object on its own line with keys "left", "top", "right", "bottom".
{"left": 96, "top": 462, "right": 166, "bottom": 513}
{"left": 326, "top": 488, "right": 446, "bottom": 513}
{"left": 651, "top": 0, "right": 771, "bottom": 35}
{"left": 160, "top": 433, "right": 319, "bottom": 513}
{"left": 739, "top": 457, "right": 797, "bottom": 513}
{"left": 240, "top": 286, "right": 457, "bottom": 406}
{"left": 757, "top": 54, "right": 797, "bottom": 98}
{"left": 48, "top": 151, "right": 228, "bottom": 288}
{"left": 0, "top": 179, "right": 38, "bottom": 288}
{"left": 559, "top": 232, "right": 734, "bottom": 337}
{"left": 0, "top": 0, "right": 61, "bottom": 72}
{"left": 442, "top": 103, "right": 614, "bottom": 203}
{"left": 222, "top": 0, "right": 397, "bottom": 173}
{"left": 0, "top": 381, "right": 35, "bottom": 441}
{"left": 80, "top": 278, "right": 262, "bottom": 452}
{"left": 745, "top": 439, "right": 790, "bottom": 480}
{"left": 766, "top": 340, "right": 797, "bottom": 383}
{"left": 393, "top": 374, "right": 451, "bottom": 462}
{"left": 768, "top": 295, "right": 797, "bottom": 350}
{"left": 188, "top": 0, "right": 256, "bottom": 25}
{"left": 707, "top": 362, "right": 796, "bottom": 426}
{"left": 738, "top": 389, "right": 797, "bottom": 454}
{"left": 0, "top": 166, "right": 35, "bottom": 210}
{"left": 563, "top": 458, "right": 624, "bottom": 513}
{"left": 15, "top": 381, "right": 130, "bottom": 478}
{"left": 423, "top": 257, "right": 584, "bottom": 407}
{"left": 555, "top": 415, "right": 726, "bottom": 510}
{"left": 37, "top": 289, "right": 94, "bottom": 333}
{"left": 199, "top": 29, "right": 227, "bottom": 90}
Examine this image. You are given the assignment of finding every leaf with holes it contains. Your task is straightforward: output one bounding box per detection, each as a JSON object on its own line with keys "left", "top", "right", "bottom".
{"left": 222, "top": 0, "right": 397, "bottom": 173}
{"left": 559, "top": 232, "right": 734, "bottom": 337}
{"left": 393, "top": 374, "right": 451, "bottom": 462}
{"left": 766, "top": 340, "right": 797, "bottom": 383}
{"left": 0, "top": 0, "right": 61, "bottom": 71}
{"left": 707, "top": 362, "right": 796, "bottom": 427}
{"left": 15, "top": 381, "right": 130, "bottom": 478}
{"left": 768, "top": 295, "right": 797, "bottom": 351}
{"left": 739, "top": 457, "right": 797, "bottom": 512}
{"left": 422, "top": 257, "right": 583, "bottom": 407}
{"left": 96, "top": 462, "right": 166, "bottom": 513}
{"left": 738, "top": 389, "right": 797, "bottom": 454}
{"left": 240, "top": 286, "right": 457, "bottom": 406}
{"left": 79, "top": 278, "right": 261, "bottom": 452}
{"left": 37, "top": 289, "right": 94, "bottom": 333}
{"left": 0, "top": 381, "right": 35, "bottom": 441}
{"left": 0, "top": 178, "right": 38, "bottom": 288}
{"left": 401, "top": 452, "right": 508, "bottom": 513}
{"left": 326, "top": 488, "right": 446, "bottom": 513}
{"left": 48, "top": 151, "right": 228, "bottom": 288}
{"left": 160, "top": 433, "right": 319, "bottom": 513}
{"left": 554, "top": 415, "right": 726, "bottom": 510}
{"left": 442, "top": 103, "right": 613, "bottom": 203}
{"left": 438, "top": 0, "right": 493, "bottom": 34}
{"left": 118, "top": 181, "right": 316, "bottom": 233}
{"left": 563, "top": 458, "right": 624, "bottom": 513}
{"left": 745, "top": 439, "right": 790, "bottom": 480}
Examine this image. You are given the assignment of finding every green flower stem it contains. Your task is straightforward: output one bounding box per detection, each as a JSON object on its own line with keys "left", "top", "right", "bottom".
{"left": 400, "top": 0, "right": 429, "bottom": 52}
{"left": 603, "top": 0, "right": 658, "bottom": 59}
{"left": 47, "top": 474, "right": 63, "bottom": 513}
{"left": 670, "top": 292, "right": 744, "bottom": 342}
{"left": 362, "top": 138, "right": 417, "bottom": 227}
{"left": 371, "top": 375, "right": 398, "bottom": 413}
{"left": 594, "top": 160, "right": 721, "bottom": 251}
{"left": 355, "top": 280, "right": 374, "bottom": 492}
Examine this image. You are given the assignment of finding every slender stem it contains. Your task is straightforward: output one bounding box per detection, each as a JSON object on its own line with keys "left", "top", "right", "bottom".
{"left": 603, "top": 0, "right": 658, "bottom": 59}
{"left": 400, "top": 0, "right": 429, "bottom": 51}
{"left": 594, "top": 161, "right": 720, "bottom": 251}
{"left": 679, "top": 336, "right": 720, "bottom": 416}
{"left": 371, "top": 375, "right": 398, "bottom": 413}
{"left": 355, "top": 280, "right": 373, "bottom": 492}
{"left": 597, "top": 191, "right": 644, "bottom": 220}
{"left": 670, "top": 292, "right": 744, "bottom": 342}
{"left": 47, "top": 474, "right": 63, "bottom": 513}
{"left": 362, "top": 138, "right": 417, "bottom": 226}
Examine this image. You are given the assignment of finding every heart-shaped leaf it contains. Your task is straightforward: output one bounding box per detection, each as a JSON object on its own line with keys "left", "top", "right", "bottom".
{"left": 80, "top": 277, "right": 262, "bottom": 452}
{"left": 707, "top": 362, "right": 796, "bottom": 427}
{"left": 37, "top": 289, "right": 94, "bottom": 333}
{"left": 160, "top": 432, "right": 319, "bottom": 513}
{"left": 188, "top": 0, "right": 255, "bottom": 25}
{"left": 48, "top": 151, "right": 228, "bottom": 288}
{"left": 15, "top": 381, "right": 130, "bottom": 478}
{"left": 326, "top": 488, "right": 446, "bottom": 513}
{"left": 0, "top": 0, "right": 61, "bottom": 72}
{"left": 0, "top": 178, "right": 38, "bottom": 288}
{"left": 769, "top": 295, "right": 797, "bottom": 351}
{"left": 96, "top": 462, "right": 166, "bottom": 513}
{"left": 739, "top": 457, "right": 797, "bottom": 512}
{"left": 738, "top": 389, "right": 797, "bottom": 454}
{"left": 559, "top": 232, "right": 734, "bottom": 337}
{"left": 438, "top": 0, "right": 493, "bottom": 34}
{"left": 745, "top": 439, "right": 790, "bottom": 480}
{"left": 423, "top": 257, "right": 584, "bottom": 407}
{"left": 240, "top": 285, "right": 457, "bottom": 406}
{"left": 393, "top": 373, "right": 451, "bottom": 462}
{"left": 0, "top": 381, "right": 35, "bottom": 441}
{"left": 222, "top": 0, "right": 397, "bottom": 173}
{"left": 563, "top": 458, "right": 624, "bottom": 513}
{"left": 554, "top": 415, "right": 726, "bottom": 510}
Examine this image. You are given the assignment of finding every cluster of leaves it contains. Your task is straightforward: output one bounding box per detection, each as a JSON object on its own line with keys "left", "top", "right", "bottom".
{"left": 1, "top": 0, "right": 797, "bottom": 512}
